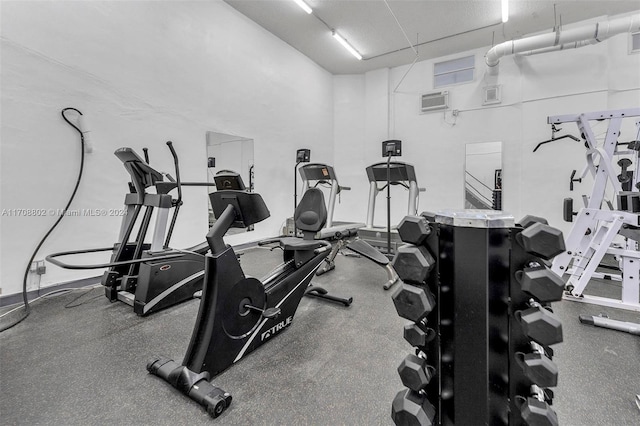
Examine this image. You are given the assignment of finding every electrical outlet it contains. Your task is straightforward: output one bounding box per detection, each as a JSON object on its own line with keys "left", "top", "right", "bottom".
{"left": 37, "top": 260, "right": 46, "bottom": 275}
{"left": 452, "top": 109, "right": 459, "bottom": 117}
{"left": 30, "top": 260, "right": 46, "bottom": 275}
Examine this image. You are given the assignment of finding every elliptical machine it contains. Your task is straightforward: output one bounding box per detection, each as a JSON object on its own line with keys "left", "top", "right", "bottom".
{"left": 146, "top": 187, "right": 332, "bottom": 417}
{"left": 47, "top": 142, "right": 218, "bottom": 315}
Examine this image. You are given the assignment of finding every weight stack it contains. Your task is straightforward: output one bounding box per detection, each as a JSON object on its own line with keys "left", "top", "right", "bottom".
{"left": 391, "top": 211, "right": 565, "bottom": 426}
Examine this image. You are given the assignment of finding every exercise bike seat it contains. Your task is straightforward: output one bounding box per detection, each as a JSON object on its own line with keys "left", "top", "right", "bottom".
{"left": 280, "top": 188, "right": 328, "bottom": 252}
{"left": 279, "top": 237, "right": 324, "bottom": 251}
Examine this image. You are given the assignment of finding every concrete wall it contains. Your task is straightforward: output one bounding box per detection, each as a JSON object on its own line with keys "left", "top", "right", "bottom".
{"left": 330, "top": 13, "right": 640, "bottom": 234}
{"left": 0, "top": 0, "right": 334, "bottom": 296}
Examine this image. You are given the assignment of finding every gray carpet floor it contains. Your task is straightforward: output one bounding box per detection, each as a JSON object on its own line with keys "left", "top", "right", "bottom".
{"left": 1, "top": 246, "right": 639, "bottom": 425}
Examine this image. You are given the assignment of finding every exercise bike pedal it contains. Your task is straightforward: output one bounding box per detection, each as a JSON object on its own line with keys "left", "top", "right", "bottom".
{"left": 261, "top": 307, "right": 281, "bottom": 319}
{"left": 244, "top": 304, "right": 281, "bottom": 319}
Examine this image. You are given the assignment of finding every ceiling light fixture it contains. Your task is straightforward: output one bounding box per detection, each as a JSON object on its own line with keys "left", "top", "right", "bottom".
{"left": 332, "top": 31, "right": 362, "bottom": 60}
{"left": 501, "top": 0, "right": 509, "bottom": 23}
{"left": 292, "top": 0, "right": 312, "bottom": 14}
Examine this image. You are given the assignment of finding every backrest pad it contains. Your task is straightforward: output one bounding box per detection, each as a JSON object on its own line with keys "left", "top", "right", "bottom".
{"left": 295, "top": 188, "right": 327, "bottom": 233}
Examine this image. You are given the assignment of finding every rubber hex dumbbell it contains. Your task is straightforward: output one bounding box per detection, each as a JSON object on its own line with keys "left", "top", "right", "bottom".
{"left": 397, "top": 215, "right": 432, "bottom": 245}
{"left": 391, "top": 389, "right": 436, "bottom": 426}
{"left": 420, "top": 211, "right": 436, "bottom": 222}
{"left": 515, "top": 343, "right": 559, "bottom": 388}
{"left": 392, "top": 245, "right": 435, "bottom": 284}
{"left": 515, "top": 303, "right": 563, "bottom": 347}
{"left": 403, "top": 322, "right": 435, "bottom": 348}
{"left": 392, "top": 283, "right": 436, "bottom": 322}
{"left": 516, "top": 263, "right": 566, "bottom": 302}
{"left": 518, "top": 386, "right": 559, "bottom": 426}
{"left": 518, "top": 215, "right": 549, "bottom": 229}
{"left": 516, "top": 223, "right": 566, "bottom": 260}
{"left": 397, "top": 353, "right": 436, "bottom": 392}
{"left": 519, "top": 397, "right": 558, "bottom": 426}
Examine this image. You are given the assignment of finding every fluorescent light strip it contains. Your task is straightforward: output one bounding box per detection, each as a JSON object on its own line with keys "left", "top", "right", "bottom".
{"left": 292, "top": 0, "right": 312, "bottom": 14}
{"left": 332, "top": 31, "right": 362, "bottom": 60}
{"left": 501, "top": 0, "right": 509, "bottom": 23}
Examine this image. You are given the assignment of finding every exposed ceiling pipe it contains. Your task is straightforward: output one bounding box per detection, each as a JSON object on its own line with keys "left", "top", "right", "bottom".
{"left": 485, "top": 13, "right": 640, "bottom": 75}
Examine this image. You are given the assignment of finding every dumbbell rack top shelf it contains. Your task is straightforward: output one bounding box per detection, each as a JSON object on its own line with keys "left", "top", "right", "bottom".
{"left": 550, "top": 108, "right": 640, "bottom": 312}
{"left": 435, "top": 209, "right": 515, "bottom": 228}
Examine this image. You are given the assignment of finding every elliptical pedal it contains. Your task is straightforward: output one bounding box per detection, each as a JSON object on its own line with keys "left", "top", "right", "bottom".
{"left": 116, "top": 291, "right": 135, "bottom": 306}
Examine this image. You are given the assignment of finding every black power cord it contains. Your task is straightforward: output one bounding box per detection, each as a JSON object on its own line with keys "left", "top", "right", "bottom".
{"left": 0, "top": 108, "right": 86, "bottom": 332}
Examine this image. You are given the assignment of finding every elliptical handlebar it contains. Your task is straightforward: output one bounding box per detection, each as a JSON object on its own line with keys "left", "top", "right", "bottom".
{"left": 164, "top": 141, "right": 182, "bottom": 248}
{"left": 166, "top": 141, "right": 182, "bottom": 205}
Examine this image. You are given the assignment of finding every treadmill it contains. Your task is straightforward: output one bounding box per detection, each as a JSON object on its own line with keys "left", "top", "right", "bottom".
{"left": 358, "top": 161, "right": 423, "bottom": 255}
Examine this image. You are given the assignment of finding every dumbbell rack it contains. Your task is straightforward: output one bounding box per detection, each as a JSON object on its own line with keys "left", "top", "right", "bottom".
{"left": 391, "top": 211, "right": 566, "bottom": 426}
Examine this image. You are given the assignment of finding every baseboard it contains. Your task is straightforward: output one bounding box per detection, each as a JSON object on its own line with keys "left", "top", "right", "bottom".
{"left": 0, "top": 276, "right": 102, "bottom": 308}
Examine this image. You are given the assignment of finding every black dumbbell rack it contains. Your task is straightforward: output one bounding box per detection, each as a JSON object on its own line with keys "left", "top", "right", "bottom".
{"left": 391, "top": 211, "right": 565, "bottom": 426}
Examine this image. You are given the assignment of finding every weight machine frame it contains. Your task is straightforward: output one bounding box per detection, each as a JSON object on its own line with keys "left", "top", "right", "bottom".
{"left": 549, "top": 108, "right": 640, "bottom": 313}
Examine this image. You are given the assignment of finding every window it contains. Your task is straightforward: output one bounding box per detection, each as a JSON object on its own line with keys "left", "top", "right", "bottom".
{"left": 434, "top": 55, "right": 475, "bottom": 88}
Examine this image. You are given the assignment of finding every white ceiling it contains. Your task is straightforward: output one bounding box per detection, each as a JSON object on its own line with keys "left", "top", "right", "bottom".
{"left": 224, "top": 0, "right": 640, "bottom": 74}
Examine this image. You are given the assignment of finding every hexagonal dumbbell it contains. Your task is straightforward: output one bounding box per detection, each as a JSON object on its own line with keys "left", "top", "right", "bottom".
{"left": 391, "top": 389, "right": 436, "bottom": 426}
{"left": 392, "top": 244, "right": 435, "bottom": 285}
{"left": 516, "top": 222, "right": 566, "bottom": 260}
{"left": 392, "top": 282, "right": 436, "bottom": 322}
{"left": 515, "top": 349, "right": 558, "bottom": 388}
{"left": 515, "top": 305, "right": 563, "bottom": 347}
{"left": 397, "top": 215, "right": 432, "bottom": 245}
{"left": 518, "top": 215, "right": 549, "bottom": 229}
{"left": 420, "top": 211, "right": 436, "bottom": 222}
{"left": 516, "top": 263, "right": 566, "bottom": 302}
{"left": 403, "top": 322, "right": 436, "bottom": 348}
{"left": 519, "top": 395, "right": 558, "bottom": 426}
{"left": 397, "top": 353, "right": 436, "bottom": 392}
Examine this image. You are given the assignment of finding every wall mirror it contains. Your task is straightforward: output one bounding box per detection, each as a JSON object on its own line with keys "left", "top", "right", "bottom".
{"left": 206, "top": 131, "right": 254, "bottom": 231}
{"left": 464, "top": 141, "right": 502, "bottom": 210}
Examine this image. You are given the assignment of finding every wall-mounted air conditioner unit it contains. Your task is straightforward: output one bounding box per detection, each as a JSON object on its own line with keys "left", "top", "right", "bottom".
{"left": 483, "top": 85, "right": 501, "bottom": 105}
{"left": 420, "top": 91, "right": 449, "bottom": 113}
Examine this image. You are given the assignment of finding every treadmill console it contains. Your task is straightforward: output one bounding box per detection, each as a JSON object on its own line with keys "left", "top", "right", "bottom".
{"left": 299, "top": 163, "right": 336, "bottom": 182}
{"left": 366, "top": 162, "right": 417, "bottom": 183}
{"left": 296, "top": 148, "right": 311, "bottom": 163}
{"left": 382, "top": 140, "right": 402, "bottom": 157}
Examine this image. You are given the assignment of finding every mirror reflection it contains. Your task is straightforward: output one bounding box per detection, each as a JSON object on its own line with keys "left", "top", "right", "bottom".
{"left": 206, "top": 131, "right": 254, "bottom": 231}
{"left": 464, "top": 141, "right": 502, "bottom": 210}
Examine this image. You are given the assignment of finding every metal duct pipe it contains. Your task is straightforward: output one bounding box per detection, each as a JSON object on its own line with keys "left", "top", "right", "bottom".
{"left": 485, "top": 13, "right": 640, "bottom": 74}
